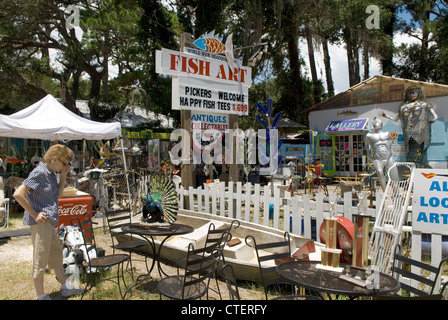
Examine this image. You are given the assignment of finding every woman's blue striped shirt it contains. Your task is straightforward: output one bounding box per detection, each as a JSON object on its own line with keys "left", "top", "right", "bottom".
{"left": 22, "top": 162, "right": 59, "bottom": 226}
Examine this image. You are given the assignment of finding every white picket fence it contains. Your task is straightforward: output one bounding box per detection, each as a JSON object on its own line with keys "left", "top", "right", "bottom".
{"left": 175, "top": 181, "right": 380, "bottom": 242}
{"left": 138, "top": 174, "right": 447, "bottom": 289}
{"left": 174, "top": 181, "right": 447, "bottom": 292}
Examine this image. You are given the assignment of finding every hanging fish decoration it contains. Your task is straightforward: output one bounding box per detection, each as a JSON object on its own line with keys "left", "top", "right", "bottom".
{"left": 142, "top": 174, "right": 178, "bottom": 223}
{"left": 337, "top": 109, "right": 358, "bottom": 116}
{"left": 193, "top": 31, "right": 236, "bottom": 66}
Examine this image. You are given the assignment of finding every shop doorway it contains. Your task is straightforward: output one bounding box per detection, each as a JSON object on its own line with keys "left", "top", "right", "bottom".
{"left": 334, "top": 134, "right": 367, "bottom": 176}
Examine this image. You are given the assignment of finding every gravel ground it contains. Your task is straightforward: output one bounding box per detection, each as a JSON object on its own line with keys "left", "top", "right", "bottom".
{"left": 0, "top": 234, "right": 32, "bottom": 263}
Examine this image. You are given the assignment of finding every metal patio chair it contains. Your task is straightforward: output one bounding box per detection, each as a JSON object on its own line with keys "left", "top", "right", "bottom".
{"left": 376, "top": 246, "right": 448, "bottom": 299}
{"left": 71, "top": 213, "right": 130, "bottom": 299}
{"left": 245, "top": 232, "right": 321, "bottom": 300}
{"left": 176, "top": 220, "right": 239, "bottom": 298}
{"left": 158, "top": 243, "right": 223, "bottom": 300}
{"left": 103, "top": 207, "right": 149, "bottom": 276}
{"left": 220, "top": 264, "right": 241, "bottom": 300}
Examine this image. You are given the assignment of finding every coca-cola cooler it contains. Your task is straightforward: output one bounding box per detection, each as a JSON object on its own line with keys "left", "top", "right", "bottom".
{"left": 58, "top": 195, "right": 93, "bottom": 235}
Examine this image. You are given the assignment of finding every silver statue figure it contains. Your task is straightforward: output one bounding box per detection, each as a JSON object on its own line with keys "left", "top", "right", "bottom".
{"left": 381, "top": 85, "right": 438, "bottom": 166}
{"left": 366, "top": 118, "right": 399, "bottom": 191}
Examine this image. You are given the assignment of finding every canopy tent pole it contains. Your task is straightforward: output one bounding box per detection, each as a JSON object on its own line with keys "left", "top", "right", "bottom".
{"left": 82, "top": 140, "right": 87, "bottom": 172}
{"left": 0, "top": 93, "right": 126, "bottom": 214}
{"left": 120, "top": 137, "right": 133, "bottom": 213}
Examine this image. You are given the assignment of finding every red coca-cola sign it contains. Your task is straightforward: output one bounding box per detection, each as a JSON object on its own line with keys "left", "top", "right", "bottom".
{"left": 58, "top": 196, "right": 93, "bottom": 233}
{"left": 59, "top": 203, "right": 89, "bottom": 217}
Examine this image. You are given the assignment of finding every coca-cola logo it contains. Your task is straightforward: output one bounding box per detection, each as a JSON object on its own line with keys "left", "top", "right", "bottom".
{"left": 58, "top": 204, "right": 88, "bottom": 216}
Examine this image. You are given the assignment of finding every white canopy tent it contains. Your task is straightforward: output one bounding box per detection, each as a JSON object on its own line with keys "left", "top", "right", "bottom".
{"left": 0, "top": 94, "right": 121, "bottom": 140}
{"left": 0, "top": 94, "right": 132, "bottom": 212}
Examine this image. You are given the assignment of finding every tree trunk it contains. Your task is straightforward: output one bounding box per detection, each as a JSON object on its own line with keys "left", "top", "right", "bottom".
{"left": 419, "top": 9, "right": 431, "bottom": 81}
{"left": 71, "top": 69, "right": 82, "bottom": 102}
{"left": 363, "top": 47, "right": 369, "bottom": 80}
{"left": 322, "top": 37, "right": 334, "bottom": 97}
{"left": 285, "top": 24, "right": 303, "bottom": 122}
{"left": 103, "top": 32, "right": 110, "bottom": 101}
{"left": 88, "top": 71, "right": 103, "bottom": 121}
{"left": 346, "top": 42, "right": 360, "bottom": 87}
{"left": 381, "top": 4, "right": 396, "bottom": 76}
{"left": 306, "top": 24, "right": 319, "bottom": 105}
{"left": 68, "top": 69, "right": 83, "bottom": 116}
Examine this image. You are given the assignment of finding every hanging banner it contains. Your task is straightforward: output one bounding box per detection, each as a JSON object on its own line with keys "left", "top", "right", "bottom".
{"left": 412, "top": 169, "right": 448, "bottom": 234}
{"left": 156, "top": 48, "right": 252, "bottom": 87}
{"left": 172, "top": 76, "right": 249, "bottom": 115}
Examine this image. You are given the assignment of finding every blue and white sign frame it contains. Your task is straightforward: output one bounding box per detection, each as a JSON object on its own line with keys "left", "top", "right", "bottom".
{"left": 413, "top": 169, "right": 448, "bottom": 234}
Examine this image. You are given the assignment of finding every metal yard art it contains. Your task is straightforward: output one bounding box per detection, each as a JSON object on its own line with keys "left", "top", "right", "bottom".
{"left": 142, "top": 174, "right": 178, "bottom": 224}
{"left": 368, "top": 162, "right": 416, "bottom": 275}
{"left": 255, "top": 97, "right": 282, "bottom": 176}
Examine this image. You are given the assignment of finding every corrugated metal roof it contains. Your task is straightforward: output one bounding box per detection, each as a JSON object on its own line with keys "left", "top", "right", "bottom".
{"left": 76, "top": 100, "right": 175, "bottom": 129}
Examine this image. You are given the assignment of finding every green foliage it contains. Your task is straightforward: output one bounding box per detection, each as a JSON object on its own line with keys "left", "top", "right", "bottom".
{"left": 394, "top": 42, "right": 441, "bottom": 81}
{"left": 0, "top": 0, "right": 447, "bottom": 127}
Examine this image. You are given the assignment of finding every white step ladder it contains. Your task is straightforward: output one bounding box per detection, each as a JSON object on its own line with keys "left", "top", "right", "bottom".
{"left": 368, "top": 162, "right": 415, "bottom": 274}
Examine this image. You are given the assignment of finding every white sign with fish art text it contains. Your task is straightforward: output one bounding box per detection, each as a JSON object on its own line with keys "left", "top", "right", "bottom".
{"left": 156, "top": 48, "right": 252, "bottom": 87}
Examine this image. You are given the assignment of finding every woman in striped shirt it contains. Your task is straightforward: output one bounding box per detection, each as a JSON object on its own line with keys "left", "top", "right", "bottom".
{"left": 14, "top": 144, "right": 83, "bottom": 300}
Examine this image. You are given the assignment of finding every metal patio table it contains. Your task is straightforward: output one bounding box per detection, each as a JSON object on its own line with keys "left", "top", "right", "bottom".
{"left": 121, "top": 222, "right": 193, "bottom": 298}
{"left": 276, "top": 260, "right": 400, "bottom": 299}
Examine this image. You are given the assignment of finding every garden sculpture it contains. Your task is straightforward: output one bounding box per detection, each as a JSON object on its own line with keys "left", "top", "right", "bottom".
{"left": 365, "top": 118, "right": 399, "bottom": 191}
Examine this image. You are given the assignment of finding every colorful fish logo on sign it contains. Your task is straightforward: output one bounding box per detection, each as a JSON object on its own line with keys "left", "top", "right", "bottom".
{"left": 421, "top": 172, "right": 448, "bottom": 179}
{"left": 193, "top": 31, "right": 236, "bottom": 66}
{"left": 337, "top": 109, "right": 358, "bottom": 116}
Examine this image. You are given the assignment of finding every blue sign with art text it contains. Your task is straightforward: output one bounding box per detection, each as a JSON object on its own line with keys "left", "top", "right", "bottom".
{"left": 413, "top": 169, "right": 448, "bottom": 235}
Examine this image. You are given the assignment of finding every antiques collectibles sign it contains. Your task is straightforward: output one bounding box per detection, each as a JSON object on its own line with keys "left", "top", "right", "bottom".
{"left": 412, "top": 169, "right": 448, "bottom": 234}
{"left": 156, "top": 48, "right": 251, "bottom": 116}
{"left": 191, "top": 112, "right": 229, "bottom": 132}
{"left": 191, "top": 112, "right": 229, "bottom": 156}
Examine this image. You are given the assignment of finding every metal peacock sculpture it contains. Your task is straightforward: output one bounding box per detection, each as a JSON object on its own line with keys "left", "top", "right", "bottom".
{"left": 142, "top": 174, "right": 178, "bottom": 223}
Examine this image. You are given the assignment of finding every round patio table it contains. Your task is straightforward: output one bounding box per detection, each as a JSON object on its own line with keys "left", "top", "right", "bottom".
{"left": 275, "top": 260, "right": 400, "bottom": 299}
{"left": 121, "top": 223, "right": 193, "bottom": 298}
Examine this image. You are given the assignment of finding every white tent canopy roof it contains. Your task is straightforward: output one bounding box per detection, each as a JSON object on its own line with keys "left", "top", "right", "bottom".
{"left": 0, "top": 94, "right": 121, "bottom": 140}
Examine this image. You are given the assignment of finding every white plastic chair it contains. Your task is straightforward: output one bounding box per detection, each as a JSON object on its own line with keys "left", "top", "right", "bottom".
{"left": 0, "top": 177, "right": 10, "bottom": 228}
